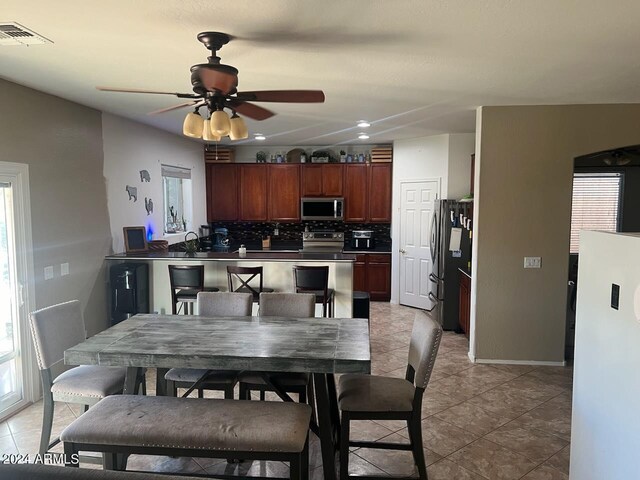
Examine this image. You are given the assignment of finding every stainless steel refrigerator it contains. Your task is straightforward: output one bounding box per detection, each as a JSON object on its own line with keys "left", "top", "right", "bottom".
{"left": 429, "top": 199, "right": 473, "bottom": 330}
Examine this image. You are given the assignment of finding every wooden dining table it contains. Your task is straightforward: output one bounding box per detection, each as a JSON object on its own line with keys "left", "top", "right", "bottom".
{"left": 64, "top": 314, "right": 371, "bottom": 480}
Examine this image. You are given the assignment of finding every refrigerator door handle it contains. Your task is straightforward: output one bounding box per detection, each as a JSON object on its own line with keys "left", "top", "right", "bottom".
{"left": 429, "top": 210, "right": 438, "bottom": 263}
{"left": 426, "top": 292, "right": 439, "bottom": 312}
{"left": 429, "top": 272, "right": 440, "bottom": 283}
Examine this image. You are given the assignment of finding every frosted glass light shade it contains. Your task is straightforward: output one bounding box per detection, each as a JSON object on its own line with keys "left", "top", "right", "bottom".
{"left": 202, "top": 119, "right": 221, "bottom": 142}
{"left": 229, "top": 114, "right": 249, "bottom": 140}
{"left": 211, "top": 110, "right": 231, "bottom": 136}
{"left": 183, "top": 111, "right": 203, "bottom": 138}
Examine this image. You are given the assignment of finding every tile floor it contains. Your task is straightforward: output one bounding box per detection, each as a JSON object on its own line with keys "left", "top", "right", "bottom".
{"left": 0, "top": 302, "right": 573, "bottom": 479}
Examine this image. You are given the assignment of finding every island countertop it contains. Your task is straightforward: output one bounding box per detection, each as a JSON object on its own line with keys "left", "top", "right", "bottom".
{"left": 106, "top": 251, "right": 356, "bottom": 263}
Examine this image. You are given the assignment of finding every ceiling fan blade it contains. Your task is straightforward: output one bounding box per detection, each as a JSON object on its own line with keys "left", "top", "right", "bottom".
{"left": 147, "top": 101, "right": 205, "bottom": 115}
{"left": 97, "top": 86, "right": 199, "bottom": 98}
{"left": 235, "top": 90, "right": 325, "bottom": 103}
{"left": 198, "top": 69, "right": 238, "bottom": 95}
{"left": 225, "top": 100, "right": 275, "bottom": 121}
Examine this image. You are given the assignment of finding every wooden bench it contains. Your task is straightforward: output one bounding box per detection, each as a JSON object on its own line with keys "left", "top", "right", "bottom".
{"left": 0, "top": 463, "right": 203, "bottom": 479}
{"left": 60, "top": 395, "right": 311, "bottom": 479}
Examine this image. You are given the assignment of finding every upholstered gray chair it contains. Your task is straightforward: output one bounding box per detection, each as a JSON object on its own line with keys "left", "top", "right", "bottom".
{"left": 29, "top": 300, "right": 129, "bottom": 456}
{"left": 239, "top": 293, "right": 315, "bottom": 402}
{"left": 164, "top": 292, "right": 252, "bottom": 398}
{"left": 338, "top": 311, "right": 442, "bottom": 480}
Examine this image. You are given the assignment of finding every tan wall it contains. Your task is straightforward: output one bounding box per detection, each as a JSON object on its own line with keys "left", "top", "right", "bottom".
{"left": 473, "top": 104, "right": 640, "bottom": 362}
{"left": 0, "top": 79, "right": 111, "bottom": 336}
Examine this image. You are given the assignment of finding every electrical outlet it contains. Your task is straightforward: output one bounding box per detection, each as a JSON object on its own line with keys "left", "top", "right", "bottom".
{"left": 524, "top": 257, "right": 542, "bottom": 269}
{"left": 44, "top": 266, "right": 54, "bottom": 280}
{"left": 61, "top": 263, "right": 69, "bottom": 276}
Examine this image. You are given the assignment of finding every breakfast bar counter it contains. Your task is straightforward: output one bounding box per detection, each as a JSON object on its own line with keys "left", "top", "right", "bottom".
{"left": 106, "top": 251, "right": 356, "bottom": 317}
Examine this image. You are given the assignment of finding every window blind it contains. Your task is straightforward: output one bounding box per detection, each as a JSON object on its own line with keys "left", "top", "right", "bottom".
{"left": 161, "top": 165, "right": 191, "bottom": 180}
{"left": 570, "top": 173, "right": 622, "bottom": 254}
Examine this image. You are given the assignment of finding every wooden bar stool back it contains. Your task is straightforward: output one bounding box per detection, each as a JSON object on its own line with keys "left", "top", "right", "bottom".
{"left": 168, "top": 265, "right": 218, "bottom": 315}
{"left": 293, "top": 265, "right": 334, "bottom": 317}
{"left": 227, "top": 266, "right": 274, "bottom": 302}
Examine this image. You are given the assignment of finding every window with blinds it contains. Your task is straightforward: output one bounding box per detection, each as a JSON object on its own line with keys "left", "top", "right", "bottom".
{"left": 570, "top": 173, "right": 622, "bottom": 254}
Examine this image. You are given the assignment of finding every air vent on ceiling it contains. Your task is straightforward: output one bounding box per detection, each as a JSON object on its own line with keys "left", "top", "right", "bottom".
{"left": 0, "top": 22, "right": 52, "bottom": 46}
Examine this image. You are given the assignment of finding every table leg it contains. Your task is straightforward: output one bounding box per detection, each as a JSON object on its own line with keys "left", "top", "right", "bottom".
{"left": 156, "top": 368, "right": 169, "bottom": 396}
{"left": 313, "top": 373, "right": 337, "bottom": 480}
{"left": 326, "top": 374, "right": 340, "bottom": 445}
{"left": 123, "top": 367, "right": 141, "bottom": 395}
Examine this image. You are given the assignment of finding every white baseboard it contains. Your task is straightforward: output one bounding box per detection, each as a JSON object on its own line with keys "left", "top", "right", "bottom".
{"left": 474, "top": 358, "right": 566, "bottom": 367}
{"left": 468, "top": 351, "right": 476, "bottom": 363}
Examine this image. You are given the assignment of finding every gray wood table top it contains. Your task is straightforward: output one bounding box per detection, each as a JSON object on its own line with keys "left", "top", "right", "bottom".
{"left": 65, "top": 314, "right": 370, "bottom": 374}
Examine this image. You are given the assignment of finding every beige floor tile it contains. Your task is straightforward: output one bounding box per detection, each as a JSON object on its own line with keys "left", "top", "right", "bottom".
{"left": 428, "top": 375, "right": 492, "bottom": 401}
{"left": 7, "top": 401, "right": 75, "bottom": 436}
{"left": 500, "top": 376, "right": 569, "bottom": 403}
{"left": 346, "top": 452, "right": 389, "bottom": 476}
{"left": 455, "top": 364, "right": 519, "bottom": 385}
{"left": 543, "top": 444, "right": 570, "bottom": 475}
{"left": 354, "top": 432, "right": 441, "bottom": 475}
{"left": 371, "top": 418, "right": 407, "bottom": 433}
{"left": 467, "top": 386, "right": 546, "bottom": 420}
{"left": 0, "top": 421, "right": 10, "bottom": 437}
{"left": 511, "top": 403, "right": 572, "bottom": 441}
{"left": 448, "top": 438, "right": 538, "bottom": 480}
{"left": 205, "top": 458, "right": 288, "bottom": 477}
{"left": 484, "top": 422, "right": 569, "bottom": 463}
{"left": 420, "top": 390, "right": 463, "bottom": 418}
{"left": 349, "top": 420, "right": 397, "bottom": 442}
{"left": 483, "top": 363, "right": 538, "bottom": 376}
{"left": 435, "top": 401, "right": 511, "bottom": 436}
{"left": 521, "top": 464, "right": 569, "bottom": 480}
{"left": 414, "top": 416, "right": 478, "bottom": 457}
{"left": 0, "top": 434, "right": 18, "bottom": 455}
{"left": 427, "top": 458, "right": 488, "bottom": 480}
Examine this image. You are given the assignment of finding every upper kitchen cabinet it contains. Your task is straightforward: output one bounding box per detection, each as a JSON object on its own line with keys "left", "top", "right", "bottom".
{"left": 239, "top": 164, "right": 268, "bottom": 221}
{"left": 300, "top": 164, "right": 343, "bottom": 197}
{"left": 206, "top": 163, "right": 238, "bottom": 221}
{"left": 344, "top": 164, "right": 368, "bottom": 222}
{"left": 368, "top": 163, "right": 392, "bottom": 222}
{"left": 268, "top": 164, "right": 300, "bottom": 222}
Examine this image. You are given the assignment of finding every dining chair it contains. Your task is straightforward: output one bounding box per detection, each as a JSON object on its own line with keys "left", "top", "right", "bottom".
{"left": 28, "top": 300, "right": 135, "bottom": 456}
{"left": 238, "top": 292, "right": 315, "bottom": 403}
{"left": 337, "top": 311, "right": 442, "bottom": 480}
{"left": 293, "top": 265, "right": 334, "bottom": 317}
{"left": 165, "top": 292, "right": 253, "bottom": 399}
{"left": 226, "top": 265, "right": 274, "bottom": 302}
{"left": 168, "top": 265, "right": 219, "bottom": 315}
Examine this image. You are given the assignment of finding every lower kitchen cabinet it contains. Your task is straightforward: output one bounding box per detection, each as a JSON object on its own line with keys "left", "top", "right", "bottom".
{"left": 352, "top": 253, "right": 391, "bottom": 301}
{"left": 459, "top": 270, "right": 471, "bottom": 338}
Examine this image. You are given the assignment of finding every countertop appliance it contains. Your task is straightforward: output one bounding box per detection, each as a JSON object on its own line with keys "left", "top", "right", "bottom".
{"left": 300, "top": 197, "right": 344, "bottom": 221}
{"left": 213, "top": 227, "right": 230, "bottom": 252}
{"left": 301, "top": 230, "right": 344, "bottom": 253}
{"left": 429, "top": 199, "right": 473, "bottom": 330}
{"left": 350, "top": 230, "right": 375, "bottom": 250}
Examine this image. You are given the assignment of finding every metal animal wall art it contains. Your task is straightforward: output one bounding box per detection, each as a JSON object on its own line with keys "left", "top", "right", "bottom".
{"left": 140, "top": 170, "right": 151, "bottom": 182}
{"left": 145, "top": 197, "right": 153, "bottom": 215}
{"left": 125, "top": 185, "right": 137, "bottom": 202}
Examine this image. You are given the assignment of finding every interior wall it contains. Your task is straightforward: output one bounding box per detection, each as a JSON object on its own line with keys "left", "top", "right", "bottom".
{"left": 570, "top": 231, "right": 640, "bottom": 480}
{"left": 447, "top": 133, "right": 476, "bottom": 200}
{"left": 0, "top": 79, "right": 111, "bottom": 336}
{"left": 102, "top": 114, "right": 205, "bottom": 252}
{"left": 472, "top": 104, "right": 640, "bottom": 363}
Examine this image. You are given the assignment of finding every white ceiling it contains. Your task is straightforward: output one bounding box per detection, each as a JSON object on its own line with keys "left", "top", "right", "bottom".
{"left": 2, "top": 0, "right": 640, "bottom": 146}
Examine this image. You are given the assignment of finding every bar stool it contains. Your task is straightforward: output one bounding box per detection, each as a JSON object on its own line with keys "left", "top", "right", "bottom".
{"left": 226, "top": 266, "right": 274, "bottom": 303}
{"left": 168, "top": 265, "right": 219, "bottom": 315}
{"left": 293, "top": 265, "right": 334, "bottom": 317}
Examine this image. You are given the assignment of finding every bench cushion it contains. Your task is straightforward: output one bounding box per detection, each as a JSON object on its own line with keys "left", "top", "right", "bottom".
{"left": 338, "top": 374, "right": 415, "bottom": 412}
{"left": 51, "top": 366, "right": 126, "bottom": 401}
{"left": 238, "top": 372, "right": 309, "bottom": 387}
{"left": 61, "top": 395, "right": 311, "bottom": 453}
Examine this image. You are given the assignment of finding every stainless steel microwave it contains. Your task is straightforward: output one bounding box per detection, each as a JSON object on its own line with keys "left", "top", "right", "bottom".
{"left": 300, "top": 197, "right": 344, "bottom": 221}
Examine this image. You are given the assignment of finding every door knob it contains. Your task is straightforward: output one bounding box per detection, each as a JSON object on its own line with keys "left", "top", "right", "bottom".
{"left": 400, "top": 249, "right": 406, "bottom": 254}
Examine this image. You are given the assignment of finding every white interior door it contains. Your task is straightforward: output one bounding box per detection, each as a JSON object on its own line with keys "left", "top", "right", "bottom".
{"left": 399, "top": 181, "right": 439, "bottom": 309}
{"left": 0, "top": 163, "right": 36, "bottom": 421}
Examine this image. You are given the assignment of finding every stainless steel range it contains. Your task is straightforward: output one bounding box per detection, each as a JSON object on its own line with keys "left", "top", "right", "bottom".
{"left": 301, "top": 230, "right": 344, "bottom": 253}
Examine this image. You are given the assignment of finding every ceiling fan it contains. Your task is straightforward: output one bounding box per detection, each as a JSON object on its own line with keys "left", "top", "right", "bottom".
{"left": 97, "top": 32, "right": 325, "bottom": 141}
{"left": 579, "top": 145, "right": 640, "bottom": 166}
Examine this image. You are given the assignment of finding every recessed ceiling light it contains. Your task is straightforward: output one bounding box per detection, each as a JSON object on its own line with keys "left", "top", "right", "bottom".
{"left": 254, "top": 134, "right": 266, "bottom": 141}
{"left": 358, "top": 134, "right": 369, "bottom": 140}
{"left": 357, "top": 121, "right": 370, "bottom": 128}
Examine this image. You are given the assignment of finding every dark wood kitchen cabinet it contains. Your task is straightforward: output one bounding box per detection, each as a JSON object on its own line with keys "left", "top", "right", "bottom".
{"left": 206, "top": 163, "right": 238, "bottom": 221}
{"left": 344, "top": 164, "right": 368, "bottom": 222}
{"left": 239, "top": 165, "right": 268, "bottom": 221}
{"left": 368, "top": 163, "right": 392, "bottom": 222}
{"left": 352, "top": 253, "right": 391, "bottom": 301}
{"left": 459, "top": 270, "right": 471, "bottom": 338}
{"left": 300, "top": 164, "right": 344, "bottom": 197}
{"left": 268, "top": 164, "right": 300, "bottom": 222}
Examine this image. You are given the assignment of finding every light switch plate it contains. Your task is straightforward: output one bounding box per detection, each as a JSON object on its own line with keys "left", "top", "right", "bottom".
{"left": 524, "top": 257, "right": 542, "bottom": 268}
{"left": 61, "top": 263, "right": 69, "bottom": 276}
{"left": 44, "top": 266, "right": 54, "bottom": 280}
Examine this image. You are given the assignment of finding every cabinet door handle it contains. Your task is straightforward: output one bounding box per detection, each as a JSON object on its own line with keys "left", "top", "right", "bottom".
{"left": 399, "top": 249, "right": 406, "bottom": 254}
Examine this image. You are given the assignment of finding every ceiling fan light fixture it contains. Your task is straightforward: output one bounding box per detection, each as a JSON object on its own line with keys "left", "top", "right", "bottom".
{"left": 254, "top": 134, "right": 266, "bottom": 141}
{"left": 202, "top": 119, "right": 221, "bottom": 142}
{"left": 183, "top": 110, "right": 204, "bottom": 138}
{"left": 229, "top": 112, "right": 249, "bottom": 140}
{"left": 358, "top": 133, "right": 370, "bottom": 140}
{"left": 211, "top": 109, "right": 231, "bottom": 136}
{"left": 357, "top": 121, "right": 371, "bottom": 128}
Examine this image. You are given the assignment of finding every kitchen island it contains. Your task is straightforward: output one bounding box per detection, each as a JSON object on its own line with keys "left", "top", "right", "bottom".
{"left": 105, "top": 250, "right": 356, "bottom": 317}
